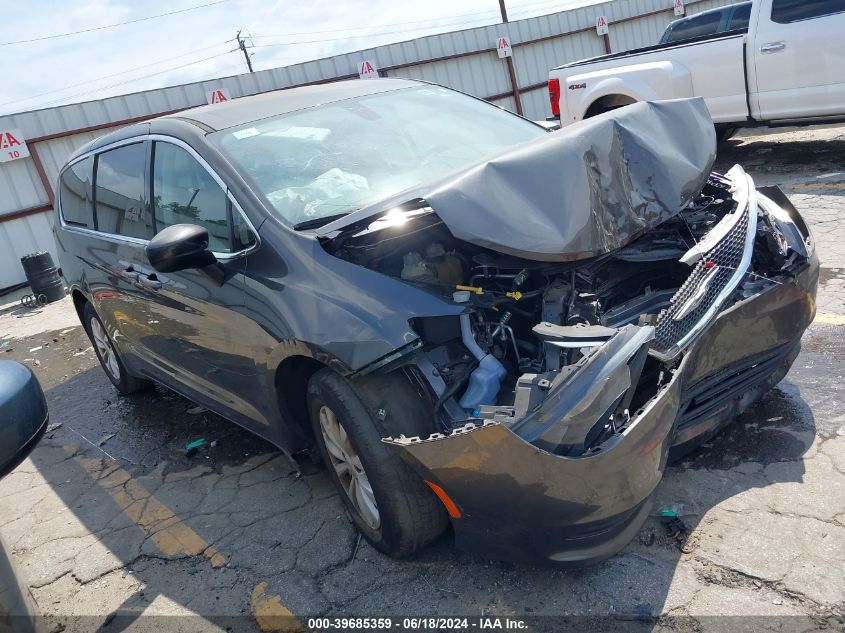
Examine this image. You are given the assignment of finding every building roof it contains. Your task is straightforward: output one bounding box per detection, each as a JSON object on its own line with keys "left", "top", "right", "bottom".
{"left": 65, "top": 78, "right": 424, "bottom": 160}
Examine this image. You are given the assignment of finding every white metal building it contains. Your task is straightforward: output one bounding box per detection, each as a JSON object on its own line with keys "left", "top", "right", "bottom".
{"left": 0, "top": 0, "right": 732, "bottom": 290}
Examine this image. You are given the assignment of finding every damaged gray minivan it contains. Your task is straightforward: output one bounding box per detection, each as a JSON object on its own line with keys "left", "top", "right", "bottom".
{"left": 54, "top": 79, "right": 818, "bottom": 565}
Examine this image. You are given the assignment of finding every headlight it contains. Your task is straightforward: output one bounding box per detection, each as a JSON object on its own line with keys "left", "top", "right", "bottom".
{"left": 758, "top": 193, "right": 814, "bottom": 258}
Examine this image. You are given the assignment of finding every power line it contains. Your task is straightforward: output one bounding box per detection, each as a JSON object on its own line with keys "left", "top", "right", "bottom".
{"left": 250, "top": 21, "right": 497, "bottom": 47}
{"left": 248, "top": 0, "right": 573, "bottom": 40}
{"left": 1, "top": 0, "right": 234, "bottom": 46}
{"left": 509, "top": 0, "right": 606, "bottom": 19}
{"left": 249, "top": 9, "right": 500, "bottom": 39}
{"left": 2, "top": 0, "right": 593, "bottom": 111}
{"left": 30, "top": 49, "right": 239, "bottom": 110}
{"left": 248, "top": 0, "right": 579, "bottom": 47}
{"left": 0, "top": 41, "right": 234, "bottom": 109}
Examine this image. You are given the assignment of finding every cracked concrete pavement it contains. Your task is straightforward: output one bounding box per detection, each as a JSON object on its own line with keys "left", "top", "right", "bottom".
{"left": 0, "top": 124, "right": 844, "bottom": 632}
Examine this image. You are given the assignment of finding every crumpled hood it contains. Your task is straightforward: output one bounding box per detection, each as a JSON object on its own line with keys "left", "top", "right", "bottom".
{"left": 424, "top": 97, "right": 715, "bottom": 261}
{"left": 318, "top": 98, "right": 716, "bottom": 262}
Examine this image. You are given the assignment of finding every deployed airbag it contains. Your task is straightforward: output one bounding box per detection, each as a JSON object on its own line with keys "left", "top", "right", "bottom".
{"left": 425, "top": 98, "right": 716, "bottom": 261}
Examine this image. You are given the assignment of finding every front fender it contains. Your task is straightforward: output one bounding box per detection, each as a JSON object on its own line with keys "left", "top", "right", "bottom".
{"left": 252, "top": 217, "right": 464, "bottom": 374}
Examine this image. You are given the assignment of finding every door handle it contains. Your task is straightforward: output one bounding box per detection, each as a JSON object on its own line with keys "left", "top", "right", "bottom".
{"left": 137, "top": 274, "right": 162, "bottom": 290}
{"left": 122, "top": 266, "right": 140, "bottom": 282}
{"left": 760, "top": 41, "right": 786, "bottom": 54}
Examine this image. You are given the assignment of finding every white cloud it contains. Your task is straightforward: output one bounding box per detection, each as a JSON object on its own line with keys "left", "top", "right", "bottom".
{"left": 0, "top": 0, "right": 606, "bottom": 115}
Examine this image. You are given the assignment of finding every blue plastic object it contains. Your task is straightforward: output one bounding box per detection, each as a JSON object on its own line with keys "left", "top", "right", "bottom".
{"left": 0, "top": 360, "right": 48, "bottom": 479}
{"left": 459, "top": 354, "right": 507, "bottom": 410}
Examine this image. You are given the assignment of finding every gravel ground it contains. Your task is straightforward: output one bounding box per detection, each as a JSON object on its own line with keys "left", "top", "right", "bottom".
{"left": 1, "top": 123, "right": 843, "bottom": 633}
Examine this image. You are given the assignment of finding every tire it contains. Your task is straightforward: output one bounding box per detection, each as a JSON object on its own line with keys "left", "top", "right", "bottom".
{"left": 307, "top": 368, "right": 448, "bottom": 558}
{"left": 716, "top": 125, "right": 738, "bottom": 143}
{"left": 83, "top": 302, "right": 150, "bottom": 395}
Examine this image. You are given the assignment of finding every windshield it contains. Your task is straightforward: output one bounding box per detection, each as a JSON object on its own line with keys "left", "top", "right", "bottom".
{"left": 211, "top": 85, "right": 546, "bottom": 226}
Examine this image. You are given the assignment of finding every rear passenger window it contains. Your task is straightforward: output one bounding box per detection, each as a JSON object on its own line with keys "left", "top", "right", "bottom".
{"left": 772, "top": 0, "right": 845, "bottom": 23}
{"left": 94, "top": 143, "right": 151, "bottom": 240}
{"left": 152, "top": 142, "right": 232, "bottom": 253}
{"left": 728, "top": 4, "right": 752, "bottom": 30}
{"left": 59, "top": 157, "right": 94, "bottom": 227}
{"left": 666, "top": 11, "right": 723, "bottom": 41}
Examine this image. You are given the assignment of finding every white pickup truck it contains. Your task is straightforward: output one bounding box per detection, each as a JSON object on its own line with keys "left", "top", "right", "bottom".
{"left": 548, "top": 0, "right": 845, "bottom": 137}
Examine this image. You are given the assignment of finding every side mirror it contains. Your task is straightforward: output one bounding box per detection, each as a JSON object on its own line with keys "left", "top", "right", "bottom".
{"left": 0, "top": 361, "right": 48, "bottom": 479}
{"left": 146, "top": 224, "right": 217, "bottom": 273}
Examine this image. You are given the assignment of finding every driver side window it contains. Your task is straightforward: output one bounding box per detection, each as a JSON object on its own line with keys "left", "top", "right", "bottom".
{"left": 152, "top": 142, "right": 232, "bottom": 253}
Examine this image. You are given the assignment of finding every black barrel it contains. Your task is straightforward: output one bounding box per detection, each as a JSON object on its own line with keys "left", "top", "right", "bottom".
{"left": 20, "top": 252, "right": 65, "bottom": 304}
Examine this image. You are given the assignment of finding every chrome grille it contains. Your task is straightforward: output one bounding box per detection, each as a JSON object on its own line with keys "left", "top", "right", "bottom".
{"left": 652, "top": 203, "right": 755, "bottom": 360}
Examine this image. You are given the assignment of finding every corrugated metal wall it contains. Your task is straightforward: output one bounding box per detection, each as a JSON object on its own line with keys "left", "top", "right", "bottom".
{"left": 37, "top": 127, "right": 122, "bottom": 190}
{"left": 0, "top": 214, "right": 57, "bottom": 288}
{"left": 0, "top": 158, "right": 44, "bottom": 213}
{"left": 0, "top": 0, "right": 735, "bottom": 289}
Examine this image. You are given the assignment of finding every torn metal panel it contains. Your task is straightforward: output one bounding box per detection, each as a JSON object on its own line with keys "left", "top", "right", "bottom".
{"left": 424, "top": 98, "right": 716, "bottom": 262}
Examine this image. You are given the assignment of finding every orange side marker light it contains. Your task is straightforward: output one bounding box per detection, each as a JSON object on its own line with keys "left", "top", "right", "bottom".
{"left": 425, "top": 480, "right": 462, "bottom": 519}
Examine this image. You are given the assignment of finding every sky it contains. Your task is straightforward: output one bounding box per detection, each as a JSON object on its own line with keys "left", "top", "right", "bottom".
{"left": 0, "top": 0, "right": 606, "bottom": 116}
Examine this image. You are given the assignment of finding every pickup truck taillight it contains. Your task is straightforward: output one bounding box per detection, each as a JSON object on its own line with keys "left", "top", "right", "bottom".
{"left": 548, "top": 78, "right": 561, "bottom": 117}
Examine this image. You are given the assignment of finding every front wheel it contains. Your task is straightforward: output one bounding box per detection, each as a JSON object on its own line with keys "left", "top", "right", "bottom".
{"left": 307, "top": 368, "right": 448, "bottom": 558}
{"left": 83, "top": 303, "right": 150, "bottom": 395}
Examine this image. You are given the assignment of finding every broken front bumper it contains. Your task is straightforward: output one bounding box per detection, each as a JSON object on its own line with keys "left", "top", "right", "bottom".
{"left": 385, "top": 237, "right": 818, "bottom": 567}
{"left": 386, "top": 368, "right": 681, "bottom": 565}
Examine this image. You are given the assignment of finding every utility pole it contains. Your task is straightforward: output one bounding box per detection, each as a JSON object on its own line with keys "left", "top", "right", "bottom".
{"left": 236, "top": 29, "right": 254, "bottom": 73}
{"left": 498, "top": 0, "right": 523, "bottom": 115}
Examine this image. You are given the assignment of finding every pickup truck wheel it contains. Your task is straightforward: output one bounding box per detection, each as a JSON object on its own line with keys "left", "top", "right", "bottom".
{"left": 307, "top": 368, "right": 448, "bottom": 558}
{"left": 716, "top": 125, "right": 738, "bottom": 143}
{"left": 83, "top": 303, "right": 150, "bottom": 395}
{"left": 584, "top": 94, "right": 637, "bottom": 118}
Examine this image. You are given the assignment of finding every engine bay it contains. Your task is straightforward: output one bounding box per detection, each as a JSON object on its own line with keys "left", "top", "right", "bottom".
{"left": 322, "top": 171, "right": 810, "bottom": 456}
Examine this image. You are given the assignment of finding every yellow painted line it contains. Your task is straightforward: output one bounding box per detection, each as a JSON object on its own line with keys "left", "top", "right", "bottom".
{"left": 815, "top": 312, "right": 845, "bottom": 326}
{"left": 68, "top": 447, "right": 300, "bottom": 629}
{"left": 251, "top": 581, "right": 304, "bottom": 633}
{"left": 74, "top": 453, "right": 227, "bottom": 567}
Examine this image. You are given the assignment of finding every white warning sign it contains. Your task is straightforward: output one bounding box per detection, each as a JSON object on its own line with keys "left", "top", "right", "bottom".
{"left": 496, "top": 36, "right": 512, "bottom": 59}
{"left": 596, "top": 15, "right": 609, "bottom": 36}
{"left": 0, "top": 129, "right": 30, "bottom": 163}
{"left": 358, "top": 60, "right": 379, "bottom": 79}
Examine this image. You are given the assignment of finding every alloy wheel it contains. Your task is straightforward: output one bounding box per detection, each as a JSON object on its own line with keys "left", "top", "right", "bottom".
{"left": 90, "top": 317, "right": 121, "bottom": 380}
{"left": 318, "top": 404, "right": 380, "bottom": 530}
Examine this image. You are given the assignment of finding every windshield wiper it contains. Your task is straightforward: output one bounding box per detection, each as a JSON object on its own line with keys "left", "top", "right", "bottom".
{"left": 293, "top": 213, "right": 350, "bottom": 231}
